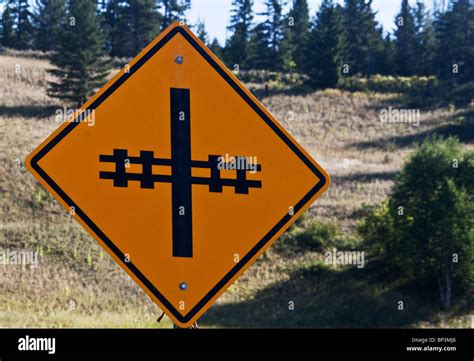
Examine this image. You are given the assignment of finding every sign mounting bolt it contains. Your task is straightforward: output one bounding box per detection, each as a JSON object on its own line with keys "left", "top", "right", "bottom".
{"left": 175, "top": 55, "right": 184, "bottom": 64}
{"left": 179, "top": 282, "right": 187, "bottom": 291}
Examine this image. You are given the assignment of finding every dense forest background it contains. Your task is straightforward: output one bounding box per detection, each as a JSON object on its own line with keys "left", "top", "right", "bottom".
{"left": 1, "top": 0, "right": 473, "bottom": 104}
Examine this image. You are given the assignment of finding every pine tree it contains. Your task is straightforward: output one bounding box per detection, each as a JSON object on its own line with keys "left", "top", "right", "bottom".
{"left": 394, "top": 0, "right": 417, "bottom": 76}
{"left": 103, "top": 0, "right": 122, "bottom": 57}
{"left": 127, "top": 0, "right": 161, "bottom": 56}
{"left": 160, "top": 0, "right": 190, "bottom": 29}
{"left": 109, "top": 0, "right": 161, "bottom": 58}
{"left": 287, "top": 0, "right": 310, "bottom": 73}
{"left": 260, "top": 0, "right": 285, "bottom": 70}
{"left": 48, "top": 0, "right": 110, "bottom": 106}
{"left": 433, "top": 0, "right": 449, "bottom": 14}
{"left": 281, "top": 12, "right": 296, "bottom": 71}
{"left": 413, "top": 1, "right": 437, "bottom": 75}
{"left": 225, "top": 0, "right": 254, "bottom": 69}
{"left": 34, "top": 0, "right": 67, "bottom": 52}
{"left": 343, "top": 0, "right": 382, "bottom": 76}
{"left": 17, "top": 0, "right": 35, "bottom": 49}
{"left": 1, "top": 1, "right": 16, "bottom": 48}
{"left": 307, "top": 0, "right": 346, "bottom": 88}
{"left": 435, "top": 0, "right": 474, "bottom": 84}
{"left": 376, "top": 32, "right": 396, "bottom": 75}
{"left": 195, "top": 19, "right": 208, "bottom": 44}
{"left": 7, "top": 0, "right": 35, "bottom": 49}
{"left": 247, "top": 22, "right": 269, "bottom": 70}
{"left": 209, "top": 38, "right": 223, "bottom": 58}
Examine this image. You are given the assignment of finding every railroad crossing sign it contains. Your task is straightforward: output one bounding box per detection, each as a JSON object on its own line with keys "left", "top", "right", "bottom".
{"left": 26, "top": 23, "right": 330, "bottom": 327}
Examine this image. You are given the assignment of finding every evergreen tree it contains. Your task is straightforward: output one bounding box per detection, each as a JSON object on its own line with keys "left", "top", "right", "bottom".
{"left": 433, "top": 0, "right": 449, "bottom": 14}
{"left": 209, "top": 38, "right": 223, "bottom": 58}
{"left": 13, "top": 0, "right": 35, "bottom": 49}
{"left": 127, "top": 0, "right": 161, "bottom": 56}
{"left": 195, "top": 19, "right": 208, "bottom": 44}
{"left": 225, "top": 0, "right": 254, "bottom": 69}
{"left": 1, "top": 1, "right": 16, "bottom": 48}
{"left": 376, "top": 32, "right": 396, "bottom": 75}
{"left": 343, "top": 0, "right": 382, "bottom": 75}
{"left": 280, "top": 12, "right": 296, "bottom": 71}
{"left": 247, "top": 22, "right": 269, "bottom": 69}
{"left": 287, "top": 0, "right": 310, "bottom": 73}
{"left": 34, "top": 0, "right": 67, "bottom": 52}
{"left": 17, "top": 0, "right": 35, "bottom": 49}
{"left": 48, "top": 0, "right": 110, "bottom": 106}
{"left": 260, "top": 0, "right": 285, "bottom": 70}
{"left": 160, "top": 0, "right": 190, "bottom": 29}
{"left": 109, "top": 0, "right": 161, "bottom": 58}
{"left": 413, "top": 1, "right": 437, "bottom": 75}
{"left": 103, "top": 0, "right": 122, "bottom": 57}
{"left": 435, "top": 0, "right": 474, "bottom": 84}
{"left": 394, "top": 0, "right": 417, "bottom": 76}
{"left": 307, "top": 0, "right": 346, "bottom": 88}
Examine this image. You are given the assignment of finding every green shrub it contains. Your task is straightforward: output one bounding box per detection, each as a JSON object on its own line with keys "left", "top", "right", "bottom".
{"left": 277, "top": 213, "right": 314, "bottom": 251}
{"left": 279, "top": 214, "right": 359, "bottom": 254}
{"left": 239, "top": 70, "right": 308, "bottom": 87}
{"left": 340, "top": 75, "right": 473, "bottom": 106}
{"left": 359, "top": 136, "right": 474, "bottom": 309}
{"left": 339, "top": 75, "right": 438, "bottom": 96}
{"left": 357, "top": 201, "right": 395, "bottom": 257}
{"left": 447, "top": 81, "right": 474, "bottom": 106}
{"left": 295, "top": 221, "right": 339, "bottom": 251}
{"left": 457, "top": 150, "right": 474, "bottom": 192}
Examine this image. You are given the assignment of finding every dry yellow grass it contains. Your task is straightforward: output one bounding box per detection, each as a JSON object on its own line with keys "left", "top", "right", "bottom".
{"left": 0, "top": 54, "right": 53, "bottom": 107}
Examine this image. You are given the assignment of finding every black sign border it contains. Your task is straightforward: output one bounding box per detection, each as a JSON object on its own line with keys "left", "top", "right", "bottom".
{"left": 29, "top": 26, "right": 328, "bottom": 324}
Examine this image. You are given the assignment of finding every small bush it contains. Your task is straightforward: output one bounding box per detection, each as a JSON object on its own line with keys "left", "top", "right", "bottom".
{"left": 295, "top": 221, "right": 338, "bottom": 251}
{"left": 339, "top": 75, "right": 438, "bottom": 96}
{"left": 239, "top": 69, "right": 308, "bottom": 85}
{"left": 277, "top": 212, "right": 308, "bottom": 248}
{"left": 340, "top": 75, "right": 473, "bottom": 106}
{"left": 447, "top": 81, "right": 474, "bottom": 106}
{"left": 357, "top": 201, "right": 395, "bottom": 258}
{"left": 278, "top": 216, "right": 358, "bottom": 253}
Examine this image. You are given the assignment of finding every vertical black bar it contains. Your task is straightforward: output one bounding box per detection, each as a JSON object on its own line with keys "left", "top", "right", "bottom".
{"left": 113, "top": 149, "right": 128, "bottom": 188}
{"left": 235, "top": 157, "right": 249, "bottom": 194}
{"left": 170, "top": 88, "right": 193, "bottom": 258}
{"left": 140, "top": 150, "right": 155, "bottom": 189}
{"left": 208, "top": 155, "right": 223, "bottom": 193}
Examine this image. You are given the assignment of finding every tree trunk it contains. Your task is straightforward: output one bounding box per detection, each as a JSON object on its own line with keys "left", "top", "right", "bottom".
{"left": 438, "top": 271, "right": 452, "bottom": 310}
{"left": 445, "top": 271, "right": 452, "bottom": 310}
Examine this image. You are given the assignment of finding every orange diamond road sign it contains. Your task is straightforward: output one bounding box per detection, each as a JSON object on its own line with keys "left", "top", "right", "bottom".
{"left": 26, "top": 23, "right": 330, "bottom": 327}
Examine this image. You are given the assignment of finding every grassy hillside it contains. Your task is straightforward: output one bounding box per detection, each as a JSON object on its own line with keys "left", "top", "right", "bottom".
{"left": 0, "top": 51, "right": 472, "bottom": 328}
